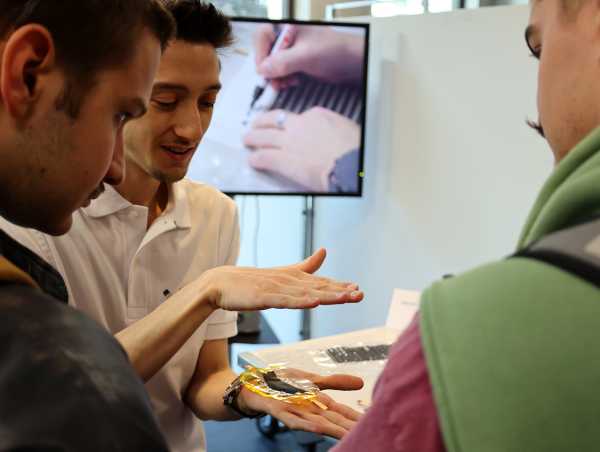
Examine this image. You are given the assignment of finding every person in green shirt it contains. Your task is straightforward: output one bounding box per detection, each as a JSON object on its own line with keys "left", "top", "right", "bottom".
{"left": 335, "top": 1, "right": 600, "bottom": 451}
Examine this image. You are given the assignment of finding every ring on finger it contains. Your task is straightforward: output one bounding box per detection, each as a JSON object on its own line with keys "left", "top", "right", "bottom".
{"left": 276, "top": 111, "right": 288, "bottom": 130}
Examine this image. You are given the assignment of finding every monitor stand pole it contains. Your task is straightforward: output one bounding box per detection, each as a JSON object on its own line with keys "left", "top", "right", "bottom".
{"left": 300, "top": 195, "right": 315, "bottom": 340}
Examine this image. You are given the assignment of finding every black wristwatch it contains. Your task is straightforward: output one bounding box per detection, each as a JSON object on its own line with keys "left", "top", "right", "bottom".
{"left": 223, "top": 376, "right": 265, "bottom": 419}
{"left": 328, "top": 149, "right": 360, "bottom": 193}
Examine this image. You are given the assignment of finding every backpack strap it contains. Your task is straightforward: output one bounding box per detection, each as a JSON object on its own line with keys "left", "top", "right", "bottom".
{"left": 513, "top": 218, "right": 600, "bottom": 289}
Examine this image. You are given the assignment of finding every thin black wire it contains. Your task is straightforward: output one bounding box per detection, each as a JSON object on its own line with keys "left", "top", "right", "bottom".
{"left": 239, "top": 195, "right": 246, "bottom": 242}
{"left": 253, "top": 196, "right": 260, "bottom": 267}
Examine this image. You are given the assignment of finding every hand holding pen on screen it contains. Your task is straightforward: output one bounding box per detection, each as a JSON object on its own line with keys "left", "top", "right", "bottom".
{"left": 251, "top": 24, "right": 297, "bottom": 95}
{"left": 253, "top": 24, "right": 365, "bottom": 86}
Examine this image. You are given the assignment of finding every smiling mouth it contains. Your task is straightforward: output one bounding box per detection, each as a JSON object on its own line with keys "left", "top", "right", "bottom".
{"left": 161, "top": 145, "right": 194, "bottom": 156}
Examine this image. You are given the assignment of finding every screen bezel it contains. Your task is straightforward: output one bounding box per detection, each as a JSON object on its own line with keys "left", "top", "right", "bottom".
{"left": 219, "top": 17, "right": 370, "bottom": 197}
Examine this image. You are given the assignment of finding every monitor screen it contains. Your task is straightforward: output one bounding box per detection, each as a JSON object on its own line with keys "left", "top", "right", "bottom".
{"left": 187, "top": 18, "right": 369, "bottom": 196}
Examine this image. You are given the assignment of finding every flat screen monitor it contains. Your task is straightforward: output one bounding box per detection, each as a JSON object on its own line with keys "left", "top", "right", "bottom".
{"left": 187, "top": 18, "right": 369, "bottom": 196}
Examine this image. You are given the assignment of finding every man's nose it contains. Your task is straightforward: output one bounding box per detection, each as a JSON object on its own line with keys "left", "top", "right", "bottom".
{"left": 174, "top": 107, "right": 204, "bottom": 143}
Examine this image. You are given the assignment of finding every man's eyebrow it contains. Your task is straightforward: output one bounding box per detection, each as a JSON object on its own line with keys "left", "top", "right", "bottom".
{"left": 152, "top": 82, "right": 189, "bottom": 93}
{"left": 152, "top": 82, "right": 222, "bottom": 94}
{"left": 206, "top": 83, "right": 222, "bottom": 92}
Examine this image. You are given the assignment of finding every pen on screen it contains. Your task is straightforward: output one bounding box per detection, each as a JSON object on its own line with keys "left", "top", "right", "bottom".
{"left": 249, "top": 24, "right": 294, "bottom": 111}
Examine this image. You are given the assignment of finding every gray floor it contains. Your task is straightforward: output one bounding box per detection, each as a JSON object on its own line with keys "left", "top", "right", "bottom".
{"left": 204, "top": 418, "right": 336, "bottom": 452}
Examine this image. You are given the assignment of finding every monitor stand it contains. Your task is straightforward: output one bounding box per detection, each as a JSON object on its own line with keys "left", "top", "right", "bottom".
{"left": 300, "top": 195, "right": 315, "bottom": 340}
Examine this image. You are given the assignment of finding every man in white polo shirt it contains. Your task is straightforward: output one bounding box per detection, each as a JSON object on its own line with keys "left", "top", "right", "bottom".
{"left": 0, "top": 2, "right": 364, "bottom": 451}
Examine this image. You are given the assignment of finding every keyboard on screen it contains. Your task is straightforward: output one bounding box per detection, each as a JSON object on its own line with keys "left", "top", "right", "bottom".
{"left": 325, "top": 344, "right": 391, "bottom": 363}
{"left": 271, "top": 74, "right": 364, "bottom": 122}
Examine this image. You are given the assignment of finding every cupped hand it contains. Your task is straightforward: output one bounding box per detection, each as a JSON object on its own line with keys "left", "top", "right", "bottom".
{"left": 239, "top": 368, "right": 364, "bottom": 439}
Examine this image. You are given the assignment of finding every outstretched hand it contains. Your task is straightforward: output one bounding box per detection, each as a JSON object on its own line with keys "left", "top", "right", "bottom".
{"left": 238, "top": 368, "right": 364, "bottom": 439}
{"left": 204, "top": 248, "right": 364, "bottom": 311}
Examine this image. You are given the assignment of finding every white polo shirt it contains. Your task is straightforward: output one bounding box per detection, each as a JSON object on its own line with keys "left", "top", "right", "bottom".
{"left": 0, "top": 179, "right": 239, "bottom": 452}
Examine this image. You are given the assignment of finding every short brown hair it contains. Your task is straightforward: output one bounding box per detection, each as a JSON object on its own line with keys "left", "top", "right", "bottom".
{"left": 0, "top": 0, "right": 176, "bottom": 116}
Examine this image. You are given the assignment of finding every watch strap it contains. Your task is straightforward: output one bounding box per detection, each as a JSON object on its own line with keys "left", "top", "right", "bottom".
{"left": 223, "top": 376, "right": 264, "bottom": 419}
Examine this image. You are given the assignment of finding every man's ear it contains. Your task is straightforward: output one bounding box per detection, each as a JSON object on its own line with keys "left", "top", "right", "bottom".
{"left": 0, "top": 24, "right": 56, "bottom": 121}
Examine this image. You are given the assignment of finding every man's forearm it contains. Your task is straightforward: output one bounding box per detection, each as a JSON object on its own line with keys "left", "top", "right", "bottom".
{"left": 185, "top": 368, "right": 242, "bottom": 421}
{"left": 115, "top": 277, "right": 217, "bottom": 382}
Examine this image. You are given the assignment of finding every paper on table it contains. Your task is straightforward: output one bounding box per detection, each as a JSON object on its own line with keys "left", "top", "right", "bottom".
{"left": 385, "top": 288, "right": 421, "bottom": 331}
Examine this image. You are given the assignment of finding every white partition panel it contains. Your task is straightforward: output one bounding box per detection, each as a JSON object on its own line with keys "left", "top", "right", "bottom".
{"left": 312, "top": 5, "right": 553, "bottom": 337}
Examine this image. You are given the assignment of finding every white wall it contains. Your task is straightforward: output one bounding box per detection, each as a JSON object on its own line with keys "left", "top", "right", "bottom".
{"left": 311, "top": 5, "right": 554, "bottom": 337}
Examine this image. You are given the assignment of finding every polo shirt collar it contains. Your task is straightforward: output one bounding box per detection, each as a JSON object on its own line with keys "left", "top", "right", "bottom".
{"left": 83, "top": 182, "right": 192, "bottom": 230}
{"left": 169, "top": 181, "right": 192, "bottom": 229}
{"left": 83, "top": 184, "right": 130, "bottom": 218}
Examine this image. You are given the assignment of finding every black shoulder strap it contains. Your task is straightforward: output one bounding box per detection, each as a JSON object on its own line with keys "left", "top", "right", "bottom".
{"left": 513, "top": 219, "right": 600, "bottom": 290}
{"left": 0, "top": 229, "right": 68, "bottom": 303}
